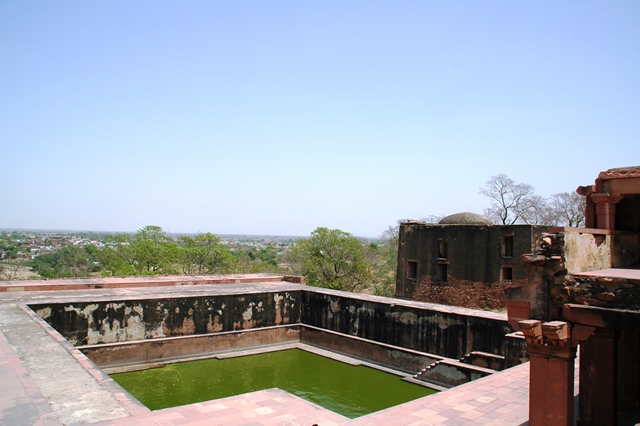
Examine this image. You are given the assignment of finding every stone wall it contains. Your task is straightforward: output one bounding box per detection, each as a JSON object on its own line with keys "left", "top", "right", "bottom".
{"left": 565, "top": 275, "right": 640, "bottom": 311}
{"left": 412, "top": 277, "right": 506, "bottom": 310}
{"left": 301, "top": 291, "right": 514, "bottom": 360}
{"left": 563, "top": 232, "right": 612, "bottom": 273}
{"left": 30, "top": 291, "right": 301, "bottom": 346}
{"left": 82, "top": 326, "right": 300, "bottom": 367}
{"left": 29, "top": 288, "right": 525, "bottom": 374}
{"left": 395, "top": 222, "right": 547, "bottom": 303}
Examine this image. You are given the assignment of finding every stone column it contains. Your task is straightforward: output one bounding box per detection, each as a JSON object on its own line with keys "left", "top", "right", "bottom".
{"left": 519, "top": 320, "right": 577, "bottom": 426}
{"left": 590, "top": 193, "right": 624, "bottom": 231}
{"left": 578, "top": 328, "right": 618, "bottom": 426}
{"left": 576, "top": 185, "right": 595, "bottom": 228}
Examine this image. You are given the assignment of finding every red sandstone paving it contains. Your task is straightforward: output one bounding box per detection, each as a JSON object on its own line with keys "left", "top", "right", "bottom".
{"left": 57, "top": 362, "right": 540, "bottom": 426}
{"left": 573, "top": 268, "right": 640, "bottom": 280}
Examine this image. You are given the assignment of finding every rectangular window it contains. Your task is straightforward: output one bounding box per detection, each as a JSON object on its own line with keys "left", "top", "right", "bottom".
{"left": 437, "top": 263, "right": 448, "bottom": 282}
{"left": 407, "top": 261, "right": 418, "bottom": 280}
{"left": 502, "top": 235, "right": 514, "bottom": 257}
{"left": 501, "top": 266, "right": 513, "bottom": 281}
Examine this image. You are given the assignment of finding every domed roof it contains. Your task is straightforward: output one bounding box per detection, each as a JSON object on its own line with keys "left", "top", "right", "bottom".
{"left": 438, "top": 212, "right": 492, "bottom": 225}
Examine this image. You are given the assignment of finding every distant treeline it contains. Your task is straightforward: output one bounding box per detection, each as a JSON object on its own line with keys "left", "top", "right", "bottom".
{"left": 13, "top": 225, "right": 398, "bottom": 297}
{"left": 28, "top": 226, "right": 281, "bottom": 278}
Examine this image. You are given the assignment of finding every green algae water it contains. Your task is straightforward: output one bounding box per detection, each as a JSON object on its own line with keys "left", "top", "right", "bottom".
{"left": 110, "top": 349, "right": 436, "bottom": 418}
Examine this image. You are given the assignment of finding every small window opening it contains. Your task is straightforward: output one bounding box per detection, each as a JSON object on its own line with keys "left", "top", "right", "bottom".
{"left": 438, "top": 239, "right": 447, "bottom": 258}
{"left": 407, "top": 261, "right": 418, "bottom": 280}
{"left": 502, "top": 235, "right": 514, "bottom": 257}
{"left": 501, "top": 266, "right": 513, "bottom": 281}
{"left": 437, "top": 263, "right": 448, "bottom": 282}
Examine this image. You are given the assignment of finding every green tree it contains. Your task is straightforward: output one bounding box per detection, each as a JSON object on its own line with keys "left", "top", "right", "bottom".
{"left": 101, "top": 226, "right": 177, "bottom": 276}
{"left": 286, "top": 227, "right": 372, "bottom": 292}
{"left": 56, "top": 244, "right": 92, "bottom": 276}
{"left": 130, "top": 226, "right": 177, "bottom": 274}
{"left": 29, "top": 244, "right": 101, "bottom": 278}
{"left": 177, "top": 233, "right": 237, "bottom": 274}
{"left": 28, "top": 253, "right": 58, "bottom": 278}
{"left": 255, "top": 245, "right": 279, "bottom": 267}
{"left": 100, "top": 233, "right": 138, "bottom": 276}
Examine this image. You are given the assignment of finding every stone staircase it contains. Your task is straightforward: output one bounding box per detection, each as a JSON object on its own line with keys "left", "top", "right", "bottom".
{"left": 412, "top": 351, "right": 504, "bottom": 388}
{"left": 459, "top": 351, "right": 506, "bottom": 371}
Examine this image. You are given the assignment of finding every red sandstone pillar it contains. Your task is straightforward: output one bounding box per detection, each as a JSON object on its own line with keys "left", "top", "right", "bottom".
{"left": 578, "top": 329, "right": 618, "bottom": 426}
{"left": 519, "top": 320, "right": 577, "bottom": 426}
{"left": 590, "top": 193, "right": 624, "bottom": 231}
{"left": 576, "top": 185, "right": 595, "bottom": 228}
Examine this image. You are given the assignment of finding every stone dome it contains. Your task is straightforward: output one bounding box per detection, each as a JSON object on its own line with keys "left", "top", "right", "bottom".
{"left": 438, "top": 212, "right": 492, "bottom": 225}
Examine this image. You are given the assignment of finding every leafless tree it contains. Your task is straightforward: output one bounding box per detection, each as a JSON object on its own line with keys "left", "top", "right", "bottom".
{"left": 0, "top": 257, "right": 28, "bottom": 280}
{"left": 480, "top": 174, "right": 538, "bottom": 225}
{"left": 519, "top": 194, "right": 555, "bottom": 225}
{"left": 379, "top": 223, "right": 400, "bottom": 246}
{"left": 549, "top": 192, "right": 585, "bottom": 227}
{"left": 480, "top": 175, "right": 586, "bottom": 227}
{"left": 420, "top": 215, "right": 445, "bottom": 224}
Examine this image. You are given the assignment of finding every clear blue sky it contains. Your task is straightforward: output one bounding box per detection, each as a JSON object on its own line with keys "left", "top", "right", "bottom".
{"left": 1, "top": 2, "right": 639, "bottom": 237}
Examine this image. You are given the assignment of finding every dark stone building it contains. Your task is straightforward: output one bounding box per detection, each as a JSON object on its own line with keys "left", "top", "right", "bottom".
{"left": 395, "top": 212, "right": 547, "bottom": 309}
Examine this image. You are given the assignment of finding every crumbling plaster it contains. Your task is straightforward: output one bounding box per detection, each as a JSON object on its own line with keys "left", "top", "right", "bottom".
{"left": 563, "top": 232, "right": 611, "bottom": 274}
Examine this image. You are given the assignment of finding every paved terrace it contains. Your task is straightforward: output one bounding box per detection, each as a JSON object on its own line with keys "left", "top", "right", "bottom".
{"left": 0, "top": 276, "right": 573, "bottom": 426}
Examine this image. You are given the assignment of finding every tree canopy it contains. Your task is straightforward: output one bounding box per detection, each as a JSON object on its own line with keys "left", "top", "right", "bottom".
{"left": 177, "top": 233, "right": 236, "bottom": 275}
{"left": 286, "top": 227, "right": 372, "bottom": 292}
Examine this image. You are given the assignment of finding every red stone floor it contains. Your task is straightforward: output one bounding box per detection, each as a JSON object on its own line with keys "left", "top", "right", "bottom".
{"left": 573, "top": 267, "right": 640, "bottom": 281}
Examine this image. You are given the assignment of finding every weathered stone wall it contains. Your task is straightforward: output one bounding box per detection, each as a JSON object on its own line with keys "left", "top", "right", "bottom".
{"left": 563, "top": 232, "right": 612, "bottom": 273}
{"left": 396, "top": 223, "right": 547, "bottom": 302}
{"left": 30, "top": 289, "right": 524, "bottom": 372}
{"left": 564, "top": 276, "right": 640, "bottom": 311}
{"left": 300, "top": 326, "right": 440, "bottom": 374}
{"left": 301, "top": 292, "right": 513, "bottom": 360}
{"left": 30, "top": 291, "right": 301, "bottom": 346}
{"left": 82, "top": 326, "right": 300, "bottom": 367}
{"left": 412, "top": 277, "right": 506, "bottom": 310}
{"left": 507, "top": 229, "right": 640, "bottom": 323}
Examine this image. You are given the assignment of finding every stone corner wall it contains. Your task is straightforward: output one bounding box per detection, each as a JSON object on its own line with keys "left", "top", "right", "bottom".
{"left": 563, "top": 232, "right": 612, "bottom": 274}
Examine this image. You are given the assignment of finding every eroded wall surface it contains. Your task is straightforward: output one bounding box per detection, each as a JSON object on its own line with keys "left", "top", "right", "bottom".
{"left": 29, "top": 289, "right": 522, "bottom": 373}
{"left": 395, "top": 223, "right": 547, "bottom": 308}
{"left": 563, "top": 232, "right": 612, "bottom": 273}
{"left": 301, "top": 292, "right": 513, "bottom": 360}
{"left": 30, "top": 291, "right": 301, "bottom": 346}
